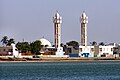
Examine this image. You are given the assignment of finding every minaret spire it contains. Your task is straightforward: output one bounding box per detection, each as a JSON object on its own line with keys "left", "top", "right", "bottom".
{"left": 80, "top": 11, "right": 88, "bottom": 46}
{"left": 53, "top": 11, "right": 64, "bottom": 56}
{"left": 53, "top": 11, "right": 62, "bottom": 48}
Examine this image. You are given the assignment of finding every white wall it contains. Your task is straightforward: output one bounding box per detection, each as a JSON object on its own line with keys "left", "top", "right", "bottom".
{"left": 98, "top": 46, "right": 114, "bottom": 57}
{"left": 79, "top": 46, "right": 94, "bottom": 57}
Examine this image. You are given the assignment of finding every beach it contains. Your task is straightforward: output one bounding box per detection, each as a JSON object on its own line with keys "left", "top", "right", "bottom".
{"left": 0, "top": 57, "right": 120, "bottom": 62}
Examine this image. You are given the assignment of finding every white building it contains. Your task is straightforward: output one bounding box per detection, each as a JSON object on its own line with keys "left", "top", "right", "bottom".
{"left": 97, "top": 45, "right": 115, "bottom": 57}
{"left": 79, "top": 46, "right": 94, "bottom": 57}
{"left": 79, "top": 11, "right": 115, "bottom": 57}
{"left": 79, "top": 45, "right": 115, "bottom": 57}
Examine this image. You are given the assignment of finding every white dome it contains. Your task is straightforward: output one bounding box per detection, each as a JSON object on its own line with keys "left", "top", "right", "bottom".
{"left": 39, "top": 38, "right": 52, "bottom": 47}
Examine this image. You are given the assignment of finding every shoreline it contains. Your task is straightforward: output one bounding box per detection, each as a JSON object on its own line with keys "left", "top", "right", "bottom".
{"left": 0, "top": 57, "right": 120, "bottom": 62}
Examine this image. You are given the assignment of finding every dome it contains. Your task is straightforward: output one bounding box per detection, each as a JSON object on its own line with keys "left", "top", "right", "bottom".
{"left": 39, "top": 38, "right": 52, "bottom": 47}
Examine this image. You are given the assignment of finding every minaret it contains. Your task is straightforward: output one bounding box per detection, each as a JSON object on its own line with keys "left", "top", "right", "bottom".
{"left": 80, "top": 11, "right": 88, "bottom": 46}
{"left": 53, "top": 11, "right": 64, "bottom": 56}
{"left": 53, "top": 11, "right": 62, "bottom": 48}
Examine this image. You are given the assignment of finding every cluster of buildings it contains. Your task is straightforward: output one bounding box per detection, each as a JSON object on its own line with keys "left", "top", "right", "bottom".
{"left": 79, "top": 12, "right": 116, "bottom": 57}
{"left": 0, "top": 11, "right": 120, "bottom": 58}
{"left": 39, "top": 11, "right": 120, "bottom": 58}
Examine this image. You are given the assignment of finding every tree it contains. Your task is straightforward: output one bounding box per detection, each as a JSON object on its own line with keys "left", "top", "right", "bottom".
{"left": 7, "top": 38, "right": 15, "bottom": 46}
{"left": 60, "top": 43, "right": 67, "bottom": 52}
{"left": 90, "top": 41, "right": 97, "bottom": 46}
{"left": 1, "top": 36, "right": 8, "bottom": 46}
{"left": 60, "top": 43, "right": 64, "bottom": 47}
{"left": 63, "top": 44, "right": 68, "bottom": 52}
{"left": 16, "top": 42, "right": 30, "bottom": 53}
{"left": 66, "top": 41, "right": 79, "bottom": 50}
{"left": 99, "top": 42, "right": 105, "bottom": 46}
{"left": 30, "top": 40, "right": 41, "bottom": 54}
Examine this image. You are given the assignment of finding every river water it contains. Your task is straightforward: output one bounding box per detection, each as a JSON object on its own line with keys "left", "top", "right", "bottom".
{"left": 0, "top": 61, "right": 120, "bottom": 80}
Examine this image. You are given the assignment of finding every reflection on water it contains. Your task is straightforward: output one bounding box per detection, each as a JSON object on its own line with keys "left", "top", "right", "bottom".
{"left": 0, "top": 61, "right": 120, "bottom": 80}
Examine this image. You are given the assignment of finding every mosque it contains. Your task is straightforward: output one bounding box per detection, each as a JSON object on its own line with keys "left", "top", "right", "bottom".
{"left": 39, "top": 11, "right": 116, "bottom": 58}
{"left": 0, "top": 11, "right": 116, "bottom": 58}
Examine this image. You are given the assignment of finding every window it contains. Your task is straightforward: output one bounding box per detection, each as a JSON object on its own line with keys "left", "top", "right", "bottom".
{"left": 80, "top": 48, "right": 82, "bottom": 52}
{"left": 111, "top": 48, "right": 113, "bottom": 51}
{"left": 99, "top": 48, "right": 102, "bottom": 51}
{"left": 103, "top": 48, "right": 105, "bottom": 51}
{"left": 91, "top": 48, "right": 94, "bottom": 52}
{"left": 15, "top": 49, "right": 18, "bottom": 51}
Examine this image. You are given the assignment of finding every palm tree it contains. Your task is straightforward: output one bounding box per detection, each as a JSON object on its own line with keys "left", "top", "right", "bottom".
{"left": 1, "top": 36, "right": 8, "bottom": 46}
{"left": 90, "top": 41, "right": 97, "bottom": 46}
{"left": 99, "top": 42, "right": 105, "bottom": 46}
{"left": 7, "top": 38, "right": 15, "bottom": 46}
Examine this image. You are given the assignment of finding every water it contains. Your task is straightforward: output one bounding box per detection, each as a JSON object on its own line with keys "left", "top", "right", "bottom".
{"left": 0, "top": 61, "right": 120, "bottom": 80}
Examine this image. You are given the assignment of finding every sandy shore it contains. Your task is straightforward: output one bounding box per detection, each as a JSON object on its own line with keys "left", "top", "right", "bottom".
{"left": 0, "top": 57, "right": 120, "bottom": 62}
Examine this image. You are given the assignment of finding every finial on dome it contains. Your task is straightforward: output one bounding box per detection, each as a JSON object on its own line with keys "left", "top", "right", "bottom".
{"left": 55, "top": 10, "right": 60, "bottom": 18}
{"left": 82, "top": 11, "right": 87, "bottom": 18}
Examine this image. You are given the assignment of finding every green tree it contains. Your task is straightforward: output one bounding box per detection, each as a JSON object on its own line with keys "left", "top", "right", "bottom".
{"left": 90, "top": 41, "right": 97, "bottom": 46}
{"left": 60, "top": 43, "right": 67, "bottom": 52}
{"left": 30, "top": 40, "right": 41, "bottom": 54}
{"left": 7, "top": 38, "right": 15, "bottom": 46}
{"left": 16, "top": 42, "right": 30, "bottom": 53}
{"left": 66, "top": 41, "right": 79, "bottom": 50}
{"left": 1, "top": 36, "right": 8, "bottom": 46}
{"left": 99, "top": 42, "right": 105, "bottom": 46}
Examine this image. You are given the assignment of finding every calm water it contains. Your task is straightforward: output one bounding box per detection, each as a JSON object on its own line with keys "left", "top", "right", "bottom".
{"left": 0, "top": 61, "right": 120, "bottom": 80}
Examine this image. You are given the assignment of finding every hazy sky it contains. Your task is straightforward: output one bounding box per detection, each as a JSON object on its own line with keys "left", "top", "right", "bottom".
{"left": 0, "top": 0, "right": 120, "bottom": 45}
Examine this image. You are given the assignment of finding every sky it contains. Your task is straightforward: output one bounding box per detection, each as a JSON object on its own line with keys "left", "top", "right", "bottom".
{"left": 0, "top": 0, "right": 120, "bottom": 45}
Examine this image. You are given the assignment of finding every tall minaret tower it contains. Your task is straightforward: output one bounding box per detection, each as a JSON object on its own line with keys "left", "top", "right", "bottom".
{"left": 80, "top": 11, "right": 88, "bottom": 46}
{"left": 53, "top": 11, "right": 64, "bottom": 56}
{"left": 53, "top": 11, "right": 62, "bottom": 48}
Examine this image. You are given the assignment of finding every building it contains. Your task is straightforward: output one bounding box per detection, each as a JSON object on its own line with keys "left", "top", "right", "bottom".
{"left": 39, "top": 38, "right": 56, "bottom": 55}
{"left": 0, "top": 46, "right": 12, "bottom": 56}
{"left": 53, "top": 12, "right": 62, "bottom": 48}
{"left": 79, "top": 11, "right": 94, "bottom": 57}
{"left": 79, "top": 12, "right": 115, "bottom": 57}
{"left": 39, "top": 38, "right": 52, "bottom": 47}
{"left": 79, "top": 46, "right": 94, "bottom": 57}
{"left": 0, "top": 44, "right": 21, "bottom": 57}
{"left": 79, "top": 45, "right": 115, "bottom": 57}
{"left": 80, "top": 11, "right": 88, "bottom": 46}
{"left": 39, "top": 12, "right": 65, "bottom": 57}
{"left": 53, "top": 11, "right": 65, "bottom": 56}
{"left": 97, "top": 45, "right": 115, "bottom": 57}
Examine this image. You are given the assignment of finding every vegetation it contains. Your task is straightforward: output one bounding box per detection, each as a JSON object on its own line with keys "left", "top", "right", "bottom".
{"left": 30, "top": 40, "right": 41, "bottom": 54}
{"left": 90, "top": 41, "right": 106, "bottom": 46}
{"left": 16, "top": 42, "right": 30, "bottom": 53}
{"left": 7, "top": 38, "right": 15, "bottom": 46}
{"left": 16, "top": 40, "right": 41, "bottom": 54}
{"left": 1, "top": 36, "right": 15, "bottom": 46}
{"left": 99, "top": 42, "right": 105, "bottom": 46}
{"left": 60, "top": 43, "right": 67, "bottom": 52}
{"left": 1, "top": 36, "right": 8, "bottom": 46}
{"left": 66, "top": 41, "right": 79, "bottom": 50}
{"left": 90, "top": 41, "right": 97, "bottom": 46}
